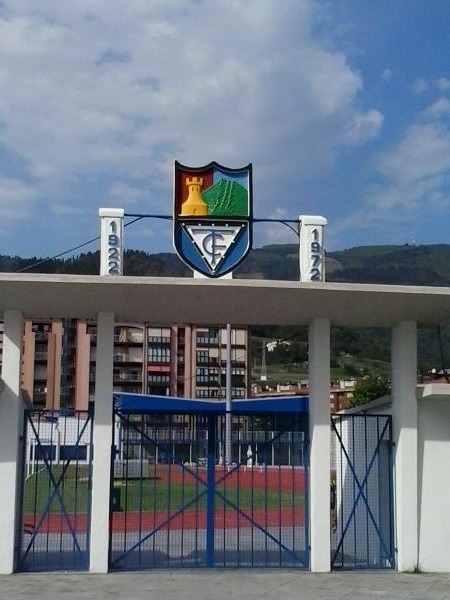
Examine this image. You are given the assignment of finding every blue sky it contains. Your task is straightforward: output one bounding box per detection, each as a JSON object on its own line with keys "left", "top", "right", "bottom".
{"left": 1, "top": 1, "right": 450, "bottom": 258}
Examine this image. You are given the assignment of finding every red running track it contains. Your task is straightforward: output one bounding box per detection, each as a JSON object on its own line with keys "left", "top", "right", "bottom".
{"left": 23, "top": 467, "right": 307, "bottom": 534}
{"left": 165, "top": 465, "right": 307, "bottom": 493}
{"left": 23, "top": 506, "right": 305, "bottom": 535}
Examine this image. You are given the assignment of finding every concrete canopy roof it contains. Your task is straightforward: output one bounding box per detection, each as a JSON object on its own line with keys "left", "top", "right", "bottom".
{"left": 0, "top": 274, "right": 450, "bottom": 327}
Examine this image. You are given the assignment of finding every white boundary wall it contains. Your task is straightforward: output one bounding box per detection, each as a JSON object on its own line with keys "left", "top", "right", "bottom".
{"left": 417, "top": 392, "right": 450, "bottom": 572}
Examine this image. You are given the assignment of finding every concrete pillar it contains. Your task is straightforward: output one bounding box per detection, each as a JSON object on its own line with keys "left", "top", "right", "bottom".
{"left": 99, "top": 208, "right": 124, "bottom": 276}
{"left": 21, "top": 320, "right": 35, "bottom": 405}
{"left": 170, "top": 325, "right": 178, "bottom": 397}
{"left": 74, "top": 321, "right": 91, "bottom": 411}
{"left": 298, "top": 215, "right": 327, "bottom": 282}
{"left": 0, "top": 309, "right": 23, "bottom": 574}
{"left": 89, "top": 312, "right": 115, "bottom": 573}
{"left": 308, "top": 317, "right": 331, "bottom": 572}
{"left": 186, "top": 326, "right": 194, "bottom": 399}
{"left": 51, "top": 321, "right": 62, "bottom": 410}
{"left": 391, "top": 320, "right": 418, "bottom": 571}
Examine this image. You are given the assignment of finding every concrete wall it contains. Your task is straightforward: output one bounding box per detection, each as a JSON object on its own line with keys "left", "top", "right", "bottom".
{"left": 418, "top": 397, "right": 450, "bottom": 572}
{"left": 352, "top": 389, "right": 450, "bottom": 572}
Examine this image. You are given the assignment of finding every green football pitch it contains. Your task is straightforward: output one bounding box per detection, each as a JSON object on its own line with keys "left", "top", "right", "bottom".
{"left": 23, "top": 468, "right": 304, "bottom": 513}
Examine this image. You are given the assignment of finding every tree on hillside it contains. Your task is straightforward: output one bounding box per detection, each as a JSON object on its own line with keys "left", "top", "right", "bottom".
{"left": 348, "top": 375, "right": 390, "bottom": 408}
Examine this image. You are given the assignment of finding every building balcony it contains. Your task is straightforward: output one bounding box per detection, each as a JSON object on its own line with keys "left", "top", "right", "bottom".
{"left": 114, "top": 354, "right": 143, "bottom": 364}
{"left": 34, "top": 332, "right": 48, "bottom": 342}
{"left": 147, "top": 360, "right": 171, "bottom": 367}
{"left": 196, "top": 338, "right": 219, "bottom": 347}
{"left": 196, "top": 359, "right": 219, "bottom": 367}
{"left": 114, "top": 334, "right": 143, "bottom": 345}
{"left": 113, "top": 374, "right": 143, "bottom": 383}
{"left": 220, "top": 360, "right": 246, "bottom": 369}
{"left": 196, "top": 380, "right": 220, "bottom": 387}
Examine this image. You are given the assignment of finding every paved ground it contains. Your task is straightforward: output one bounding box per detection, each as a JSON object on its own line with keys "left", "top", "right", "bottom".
{"left": 1, "top": 570, "right": 450, "bottom": 600}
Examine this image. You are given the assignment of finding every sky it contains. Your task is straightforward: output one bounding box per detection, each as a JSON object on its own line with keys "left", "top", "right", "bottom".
{"left": 1, "top": 0, "right": 450, "bottom": 258}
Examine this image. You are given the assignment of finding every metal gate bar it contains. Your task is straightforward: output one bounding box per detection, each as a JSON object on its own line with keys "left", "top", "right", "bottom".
{"left": 331, "top": 414, "right": 394, "bottom": 570}
{"left": 17, "top": 410, "right": 93, "bottom": 572}
{"left": 206, "top": 416, "right": 215, "bottom": 567}
{"left": 110, "top": 408, "right": 309, "bottom": 570}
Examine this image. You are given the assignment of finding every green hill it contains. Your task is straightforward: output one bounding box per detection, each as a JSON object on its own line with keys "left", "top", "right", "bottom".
{"left": 327, "top": 244, "right": 450, "bottom": 286}
{"left": 2, "top": 242, "right": 450, "bottom": 377}
{"left": 236, "top": 243, "right": 450, "bottom": 286}
{"left": 5, "top": 241, "right": 450, "bottom": 286}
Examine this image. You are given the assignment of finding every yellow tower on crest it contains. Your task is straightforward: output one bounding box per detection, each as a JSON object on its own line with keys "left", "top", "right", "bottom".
{"left": 181, "top": 177, "right": 208, "bottom": 216}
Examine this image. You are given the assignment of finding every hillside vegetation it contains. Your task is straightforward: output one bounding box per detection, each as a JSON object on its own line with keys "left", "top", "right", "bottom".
{"left": 2, "top": 242, "right": 450, "bottom": 378}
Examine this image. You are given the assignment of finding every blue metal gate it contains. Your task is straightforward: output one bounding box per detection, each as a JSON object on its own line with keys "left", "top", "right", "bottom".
{"left": 16, "top": 409, "right": 93, "bottom": 572}
{"left": 331, "top": 414, "right": 394, "bottom": 569}
{"left": 109, "top": 395, "right": 309, "bottom": 570}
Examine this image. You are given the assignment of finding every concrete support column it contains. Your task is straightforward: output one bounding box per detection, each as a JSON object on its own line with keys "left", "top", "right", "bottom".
{"left": 308, "top": 317, "right": 331, "bottom": 572}
{"left": 391, "top": 320, "right": 418, "bottom": 571}
{"left": 90, "top": 312, "right": 115, "bottom": 573}
{"left": 21, "top": 320, "right": 35, "bottom": 404}
{"left": 0, "top": 309, "right": 23, "bottom": 574}
{"left": 74, "top": 321, "right": 91, "bottom": 411}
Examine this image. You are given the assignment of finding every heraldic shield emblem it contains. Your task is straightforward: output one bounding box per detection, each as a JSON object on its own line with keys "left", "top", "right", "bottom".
{"left": 173, "top": 161, "right": 253, "bottom": 278}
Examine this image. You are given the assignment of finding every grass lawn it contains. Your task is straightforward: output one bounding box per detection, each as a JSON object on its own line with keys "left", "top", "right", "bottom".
{"left": 115, "top": 479, "right": 304, "bottom": 511}
{"left": 23, "top": 471, "right": 304, "bottom": 513}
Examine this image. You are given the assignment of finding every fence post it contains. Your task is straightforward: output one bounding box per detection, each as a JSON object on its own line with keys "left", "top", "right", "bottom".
{"left": 0, "top": 309, "right": 23, "bottom": 574}
{"left": 206, "top": 416, "right": 216, "bottom": 567}
{"left": 308, "top": 317, "right": 331, "bottom": 572}
{"left": 391, "top": 320, "right": 417, "bottom": 571}
{"left": 89, "top": 312, "right": 115, "bottom": 573}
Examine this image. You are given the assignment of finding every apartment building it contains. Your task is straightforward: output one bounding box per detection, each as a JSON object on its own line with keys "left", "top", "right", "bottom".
{"left": 0, "top": 320, "right": 249, "bottom": 409}
{"left": 252, "top": 378, "right": 357, "bottom": 411}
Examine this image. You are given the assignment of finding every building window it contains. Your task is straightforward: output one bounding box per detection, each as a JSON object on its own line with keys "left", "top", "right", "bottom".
{"left": 221, "top": 374, "right": 245, "bottom": 387}
{"left": 148, "top": 384, "right": 170, "bottom": 395}
{"left": 148, "top": 347, "right": 170, "bottom": 363}
{"left": 219, "top": 388, "right": 246, "bottom": 399}
{"left": 196, "top": 367, "right": 219, "bottom": 385}
{"left": 196, "top": 329, "right": 219, "bottom": 346}
{"left": 148, "top": 336, "right": 170, "bottom": 344}
{"left": 148, "top": 374, "right": 170, "bottom": 384}
{"left": 196, "top": 350, "right": 209, "bottom": 364}
{"left": 197, "top": 388, "right": 220, "bottom": 399}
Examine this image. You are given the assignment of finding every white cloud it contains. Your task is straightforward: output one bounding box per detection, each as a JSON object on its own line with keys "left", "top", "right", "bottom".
{"left": 0, "top": 0, "right": 382, "bottom": 237}
{"left": 341, "top": 109, "right": 383, "bottom": 144}
{"left": 50, "top": 203, "right": 86, "bottom": 216}
{"left": 377, "top": 122, "right": 450, "bottom": 185}
{"left": 436, "top": 77, "right": 450, "bottom": 92}
{"left": 260, "top": 207, "right": 295, "bottom": 246}
{"left": 423, "top": 97, "right": 450, "bottom": 118}
{"left": 381, "top": 68, "right": 393, "bottom": 82}
{"left": 0, "top": 177, "right": 38, "bottom": 224}
{"left": 108, "top": 182, "right": 147, "bottom": 203}
{"left": 412, "top": 78, "right": 429, "bottom": 94}
{"left": 333, "top": 113, "right": 450, "bottom": 238}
